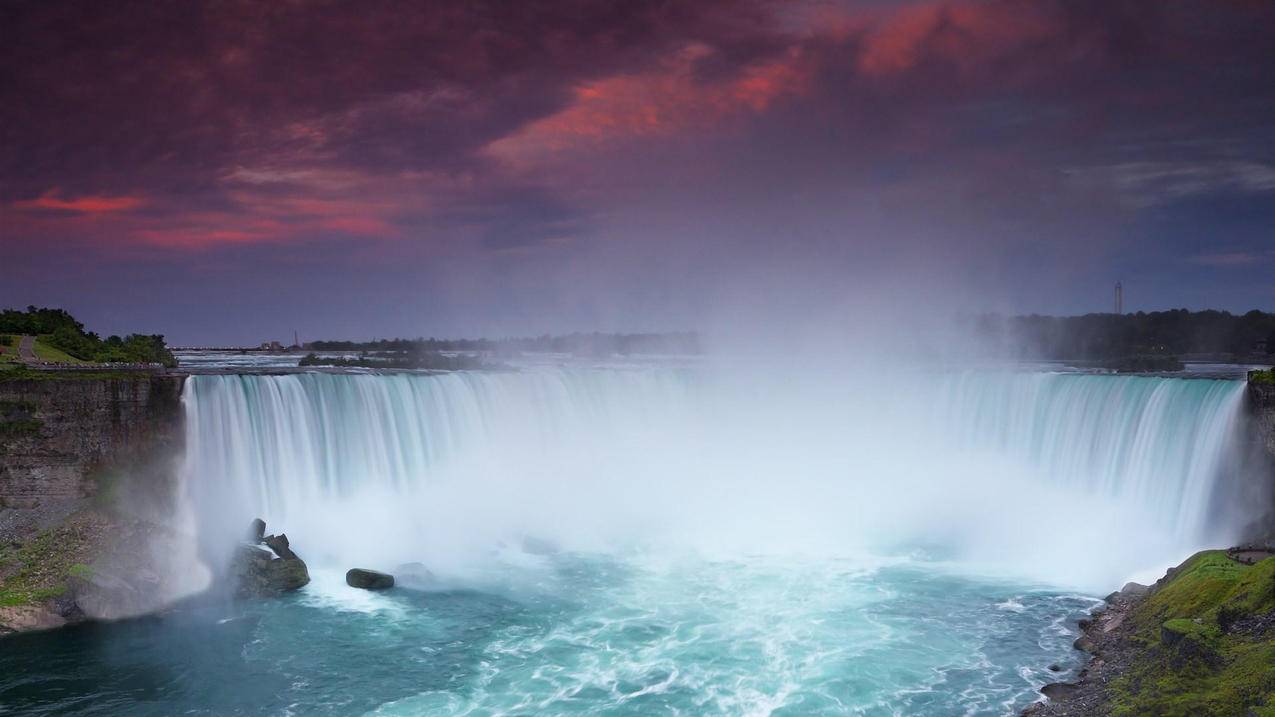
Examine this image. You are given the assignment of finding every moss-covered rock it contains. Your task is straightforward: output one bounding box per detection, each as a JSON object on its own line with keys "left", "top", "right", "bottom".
{"left": 1107, "top": 551, "right": 1275, "bottom": 716}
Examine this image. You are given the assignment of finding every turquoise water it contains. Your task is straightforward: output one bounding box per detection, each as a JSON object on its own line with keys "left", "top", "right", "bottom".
{"left": 0, "top": 554, "right": 1099, "bottom": 716}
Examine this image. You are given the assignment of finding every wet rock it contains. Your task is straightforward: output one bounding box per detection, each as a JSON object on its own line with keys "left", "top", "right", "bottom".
{"left": 232, "top": 544, "right": 310, "bottom": 597}
{"left": 346, "top": 568, "right": 394, "bottom": 590}
{"left": 394, "top": 562, "right": 438, "bottom": 590}
{"left": 1040, "top": 682, "right": 1080, "bottom": 701}
{"left": 1072, "top": 635, "right": 1094, "bottom": 653}
{"left": 69, "top": 566, "right": 158, "bottom": 619}
{"left": 263, "top": 533, "right": 297, "bottom": 560}
{"left": 1048, "top": 663, "right": 1062, "bottom": 672}
{"left": 250, "top": 518, "right": 266, "bottom": 543}
{"left": 231, "top": 519, "right": 309, "bottom": 598}
{"left": 0, "top": 604, "right": 67, "bottom": 634}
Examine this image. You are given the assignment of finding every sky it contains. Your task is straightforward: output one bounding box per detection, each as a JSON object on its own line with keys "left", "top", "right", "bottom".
{"left": 2, "top": 0, "right": 1274, "bottom": 345}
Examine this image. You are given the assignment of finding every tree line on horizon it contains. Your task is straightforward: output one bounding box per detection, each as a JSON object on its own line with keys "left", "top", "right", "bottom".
{"left": 307, "top": 331, "right": 702, "bottom": 357}
{"left": 0, "top": 306, "right": 177, "bottom": 367}
{"left": 973, "top": 309, "right": 1275, "bottom": 360}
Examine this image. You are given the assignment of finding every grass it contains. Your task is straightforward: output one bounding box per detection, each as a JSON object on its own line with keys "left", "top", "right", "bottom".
{"left": 0, "top": 335, "right": 16, "bottom": 364}
{"left": 31, "top": 335, "right": 88, "bottom": 364}
{"left": 1109, "top": 551, "right": 1275, "bottom": 716}
{"left": 1251, "top": 368, "right": 1275, "bottom": 385}
{"left": 0, "top": 365, "right": 166, "bottom": 381}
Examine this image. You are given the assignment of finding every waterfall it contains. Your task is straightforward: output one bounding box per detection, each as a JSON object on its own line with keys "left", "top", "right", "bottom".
{"left": 181, "top": 368, "right": 1252, "bottom": 589}
{"left": 937, "top": 373, "right": 1246, "bottom": 542}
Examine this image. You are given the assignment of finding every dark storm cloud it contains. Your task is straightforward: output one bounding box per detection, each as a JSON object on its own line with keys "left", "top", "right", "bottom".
{"left": 0, "top": 0, "right": 774, "bottom": 195}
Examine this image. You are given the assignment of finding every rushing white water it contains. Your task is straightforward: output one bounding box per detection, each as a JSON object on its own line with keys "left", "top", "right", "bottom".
{"left": 181, "top": 367, "right": 1250, "bottom": 591}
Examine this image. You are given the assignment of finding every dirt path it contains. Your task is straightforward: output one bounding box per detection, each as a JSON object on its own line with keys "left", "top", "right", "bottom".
{"left": 16, "top": 335, "right": 37, "bottom": 363}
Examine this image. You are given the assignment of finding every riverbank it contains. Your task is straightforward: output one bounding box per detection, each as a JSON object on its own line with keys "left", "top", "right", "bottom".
{"left": 1025, "top": 548, "right": 1275, "bottom": 716}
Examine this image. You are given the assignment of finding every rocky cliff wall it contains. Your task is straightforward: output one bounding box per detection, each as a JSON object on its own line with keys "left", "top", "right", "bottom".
{"left": 0, "top": 373, "right": 202, "bottom": 635}
{"left": 0, "top": 374, "right": 184, "bottom": 509}
{"left": 1247, "top": 378, "right": 1275, "bottom": 460}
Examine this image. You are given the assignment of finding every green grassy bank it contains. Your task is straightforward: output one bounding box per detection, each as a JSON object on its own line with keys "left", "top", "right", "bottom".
{"left": 1110, "top": 551, "right": 1275, "bottom": 716}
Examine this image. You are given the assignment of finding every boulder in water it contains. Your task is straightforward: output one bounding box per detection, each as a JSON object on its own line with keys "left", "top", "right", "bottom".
{"left": 346, "top": 568, "right": 394, "bottom": 590}
{"left": 1040, "top": 681, "right": 1080, "bottom": 701}
{"left": 232, "top": 545, "right": 310, "bottom": 597}
{"left": 393, "top": 562, "right": 438, "bottom": 590}
{"left": 231, "top": 520, "right": 310, "bottom": 598}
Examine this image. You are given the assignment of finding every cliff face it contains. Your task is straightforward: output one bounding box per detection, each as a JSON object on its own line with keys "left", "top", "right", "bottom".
{"left": 0, "top": 375, "right": 184, "bottom": 509}
{"left": 1248, "top": 379, "right": 1275, "bottom": 460}
{"left": 0, "top": 374, "right": 202, "bottom": 635}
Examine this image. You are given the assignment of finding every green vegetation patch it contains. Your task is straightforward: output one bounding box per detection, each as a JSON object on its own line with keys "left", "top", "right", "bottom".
{"left": 0, "top": 518, "right": 100, "bottom": 608}
{"left": 31, "top": 336, "right": 87, "bottom": 364}
{"left": 1110, "top": 552, "right": 1275, "bottom": 716}
{"left": 0, "top": 306, "right": 176, "bottom": 367}
{"left": 0, "top": 365, "right": 165, "bottom": 382}
{"left": 1251, "top": 368, "right": 1275, "bottom": 385}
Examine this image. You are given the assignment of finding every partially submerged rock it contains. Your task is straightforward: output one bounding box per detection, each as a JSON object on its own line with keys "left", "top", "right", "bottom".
{"left": 231, "top": 519, "right": 309, "bottom": 598}
{"left": 394, "top": 562, "right": 438, "bottom": 590}
{"left": 346, "top": 568, "right": 394, "bottom": 590}
{"left": 1040, "top": 682, "right": 1079, "bottom": 701}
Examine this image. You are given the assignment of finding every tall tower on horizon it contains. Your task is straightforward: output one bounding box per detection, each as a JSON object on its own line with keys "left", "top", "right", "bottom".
{"left": 1114, "top": 281, "right": 1124, "bottom": 315}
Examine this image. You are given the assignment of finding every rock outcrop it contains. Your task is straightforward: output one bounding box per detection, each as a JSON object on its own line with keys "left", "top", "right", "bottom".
{"left": 231, "top": 520, "right": 310, "bottom": 598}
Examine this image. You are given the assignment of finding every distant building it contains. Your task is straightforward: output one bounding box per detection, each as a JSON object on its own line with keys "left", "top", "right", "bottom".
{"left": 261, "top": 340, "right": 284, "bottom": 351}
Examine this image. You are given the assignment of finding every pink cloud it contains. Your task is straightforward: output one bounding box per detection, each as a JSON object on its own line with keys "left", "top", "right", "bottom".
{"left": 486, "top": 43, "right": 810, "bottom": 165}
{"left": 13, "top": 190, "right": 147, "bottom": 213}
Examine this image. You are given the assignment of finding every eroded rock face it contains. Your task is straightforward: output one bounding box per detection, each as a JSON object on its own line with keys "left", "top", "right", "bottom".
{"left": 1248, "top": 379, "right": 1275, "bottom": 459}
{"left": 0, "top": 376, "right": 183, "bottom": 510}
{"left": 346, "top": 568, "right": 394, "bottom": 590}
{"left": 0, "top": 604, "right": 66, "bottom": 635}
